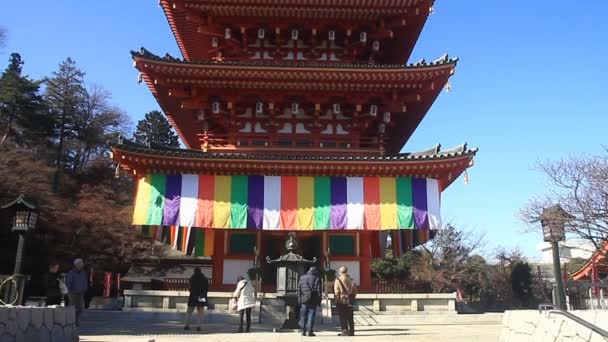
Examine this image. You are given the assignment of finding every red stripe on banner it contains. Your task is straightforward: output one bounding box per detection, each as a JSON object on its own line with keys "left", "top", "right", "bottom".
{"left": 196, "top": 175, "right": 215, "bottom": 228}
{"left": 280, "top": 176, "right": 297, "bottom": 230}
{"left": 363, "top": 177, "right": 381, "bottom": 230}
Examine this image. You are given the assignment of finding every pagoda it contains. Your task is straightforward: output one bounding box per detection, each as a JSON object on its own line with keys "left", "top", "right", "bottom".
{"left": 111, "top": 0, "right": 477, "bottom": 292}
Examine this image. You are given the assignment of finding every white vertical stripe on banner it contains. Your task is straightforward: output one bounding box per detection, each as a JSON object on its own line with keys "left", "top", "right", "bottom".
{"left": 179, "top": 174, "right": 199, "bottom": 227}
{"left": 426, "top": 178, "right": 441, "bottom": 230}
{"left": 346, "top": 177, "right": 364, "bottom": 229}
{"left": 263, "top": 176, "right": 281, "bottom": 230}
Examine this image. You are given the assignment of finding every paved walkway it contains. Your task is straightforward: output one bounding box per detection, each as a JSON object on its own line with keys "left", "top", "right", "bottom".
{"left": 78, "top": 311, "right": 502, "bottom": 342}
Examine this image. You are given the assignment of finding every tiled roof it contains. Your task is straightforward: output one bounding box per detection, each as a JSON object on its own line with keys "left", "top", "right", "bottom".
{"left": 132, "top": 48, "right": 458, "bottom": 70}
{"left": 111, "top": 138, "right": 477, "bottom": 162}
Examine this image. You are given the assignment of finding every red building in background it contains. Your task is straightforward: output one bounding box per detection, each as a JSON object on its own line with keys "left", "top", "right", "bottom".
{"left": 112, "top": 0, "right": 476, "bottom": 292}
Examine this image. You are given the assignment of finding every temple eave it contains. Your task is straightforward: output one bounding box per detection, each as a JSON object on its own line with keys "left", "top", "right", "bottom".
{"left": 111, "top": 140, "right": 476, "bottom": 190}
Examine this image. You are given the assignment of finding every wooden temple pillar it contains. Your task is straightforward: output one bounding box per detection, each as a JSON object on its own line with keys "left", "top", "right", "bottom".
{"left": 359, "top": 231, "right": 372, "bottom": 292}
{"left": 211, "top": 229, "right": 226, "bottom": 290}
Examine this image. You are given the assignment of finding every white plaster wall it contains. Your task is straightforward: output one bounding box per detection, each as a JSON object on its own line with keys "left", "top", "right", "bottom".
{"left": 331, "top": 260, "right": 360, "bottom": 285}
{"left": 223, "top": 259, "right": 254, "bottom": 285}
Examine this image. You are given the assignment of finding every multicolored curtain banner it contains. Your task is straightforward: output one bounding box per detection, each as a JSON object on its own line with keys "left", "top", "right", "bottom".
{"left": 133, "top": 174, "right": 441, "bottom": 231}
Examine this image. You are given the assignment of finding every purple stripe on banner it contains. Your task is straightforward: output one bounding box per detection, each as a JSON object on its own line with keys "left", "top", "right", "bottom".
{"left": 247, "top": 175, "right": 264, "bottom": 230}
{"left": 163, "top": 174, "right": 182, "bottom": 226}
{"left": 412, "top": 178, "right": 428, "bottom": 230}
{"left": 330, "top": 177, "right": 347, "bottom": 230}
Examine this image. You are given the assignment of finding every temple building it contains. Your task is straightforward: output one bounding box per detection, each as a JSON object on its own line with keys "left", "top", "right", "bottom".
{"left": 111, "top": 0, "right": 477, "bottom": 292}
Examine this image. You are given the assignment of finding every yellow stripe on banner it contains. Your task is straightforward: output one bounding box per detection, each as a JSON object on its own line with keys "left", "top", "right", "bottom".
{"left": 214, "top": 176, "right": 232, "bottom": 228}
{"left": 297, "top": 177, "right": 315, "bottom": 230}
{"left": 132, "top": 175, "right": 152, "bottom": 225}
{"left": 379, "top": 177, "right": 398, "bottom": 230}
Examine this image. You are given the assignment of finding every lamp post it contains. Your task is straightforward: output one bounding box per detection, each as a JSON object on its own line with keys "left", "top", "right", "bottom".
{"left": 1, "top": 194, "right": 38, "bottom": 305}
{"left": 540, "top": 205, "right": 573, "bottom": 311}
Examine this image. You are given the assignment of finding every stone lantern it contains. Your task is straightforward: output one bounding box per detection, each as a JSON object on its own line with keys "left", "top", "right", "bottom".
{"left": 1, "top": 194, "right": 38, "bottom": 304}
{"left": 266, "top": 233, "right": 316, "bottom": 330}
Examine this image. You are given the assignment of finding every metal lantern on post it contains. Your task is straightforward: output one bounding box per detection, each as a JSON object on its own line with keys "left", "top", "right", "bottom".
{"left": 1, "top": 194, "right": 38, "bottom": 305}
{"left": 540, "top": 205, "right": 573, "bottom": 310}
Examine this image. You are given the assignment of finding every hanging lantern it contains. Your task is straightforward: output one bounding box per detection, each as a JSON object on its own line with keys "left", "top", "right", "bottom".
{"left": 372, "top": 40, "right": 380, "bottom": 51}
{"left": 360, "top": 32, "right": 367, "bottom": 43}
{"left": 225, "top": 28, "right": 232, "bottom": 39}
{"left": 328, "top": 30, "right": 336, "bottom": 41}
{"left": 258, "top": 28, "right": 266, "bottom": 39}
{"left": 212, "top": 101, "right": 221, "bottom": 114}
{"left": 291, "top": 29, "right": 299, "bottom": 40}
{"left": 369, "top": 104, "right": 378, "bottom": 117}
{"left": 256, "top": 102, "right": 264, "bottom": 114}
{"left": 333, "top": 103, "right": 341, "bottom": 114}
{"left": 383, "top": 112, "right": 391, "bottom": 123}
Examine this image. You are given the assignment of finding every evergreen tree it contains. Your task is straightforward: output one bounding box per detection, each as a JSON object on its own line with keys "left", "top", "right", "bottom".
{"left": 0, "top": 53, "right": 50, "bottom": 146}
{"left": 133, "top": 110, "right": 180, "bottom": 147}
{"left": 44, "top": 58, "right": 86, "bottom": 189}
{"left": 511, "top": 261, "right": 533, "bottom": 308}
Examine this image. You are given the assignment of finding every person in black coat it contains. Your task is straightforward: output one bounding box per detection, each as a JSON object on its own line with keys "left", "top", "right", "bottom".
{"left": 298, "top": 266, "right": 322, "bottom": 337}
{"left": 45, "top": 261, "right": 63, "bottom": 306}
{"left": 184, "top": 267, "right": 209, "bottom": 331}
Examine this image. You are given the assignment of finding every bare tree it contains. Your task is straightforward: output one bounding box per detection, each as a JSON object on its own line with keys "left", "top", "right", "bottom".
{"left": 521, "top": 152, "right": 608, "bottom": 253}
{"left": 417, "top": 224, "right": 486, "bottom": 293}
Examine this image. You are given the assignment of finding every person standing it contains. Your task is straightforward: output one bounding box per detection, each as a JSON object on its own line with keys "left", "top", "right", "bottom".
{"left": 184, "top": 267, "right": 209, "bottom": 331}
{"left": 298, "top": 266, "right": 322, "bottom": 337}
{"left": 334, "top": 266, "right": 357, "bottom": 336}
{"left": 66, "top": 258, "right": 88, "bottom": 325}
{"left": 232, "top": 275, "right": 256, "bottom": 333}
{"left": 44, "top": 261, "right": 63, "bottom": 306}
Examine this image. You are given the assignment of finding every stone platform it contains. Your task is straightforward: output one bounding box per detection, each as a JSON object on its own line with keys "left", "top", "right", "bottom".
{"left": 78, "top": 310, "right": 503, "bottom": 342}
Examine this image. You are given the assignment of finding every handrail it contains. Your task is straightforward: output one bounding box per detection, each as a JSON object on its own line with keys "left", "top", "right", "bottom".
{"left": 539, "top": 304, "right": 608, "bottom": 338}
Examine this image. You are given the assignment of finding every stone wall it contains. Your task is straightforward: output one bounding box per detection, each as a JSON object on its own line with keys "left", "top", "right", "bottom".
{"left": 0, "top": 306, "right": 78, "bottom": 342}
{"left": 500, "top": 310, "right": 608, "bottom": 342}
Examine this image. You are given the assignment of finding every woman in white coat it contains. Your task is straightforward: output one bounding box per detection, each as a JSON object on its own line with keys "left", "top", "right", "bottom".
{"left": 232, "top": 275, "right": 256, "bottom": 333}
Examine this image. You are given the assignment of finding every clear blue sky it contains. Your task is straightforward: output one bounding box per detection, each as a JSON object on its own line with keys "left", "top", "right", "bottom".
{"left": 2, "top": 1, "right": 607, "bottom": 261}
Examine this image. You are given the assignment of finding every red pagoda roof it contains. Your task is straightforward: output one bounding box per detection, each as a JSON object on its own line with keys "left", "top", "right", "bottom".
{"left": 572, "top": 241, "right": 608, "bottom": 281}
{"left": 161, "top": 0, "right": 435, "bottom": 62}
{"left": 111, "top": 138, "right": 476, "bottom": 190}
{"left": 133, "top": 49, "right": 456, "bottom": 154}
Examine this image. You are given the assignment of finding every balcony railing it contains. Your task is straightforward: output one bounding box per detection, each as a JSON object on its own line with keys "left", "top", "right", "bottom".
{"left": 199, "top": 133, "right": 382, "bottom": 154}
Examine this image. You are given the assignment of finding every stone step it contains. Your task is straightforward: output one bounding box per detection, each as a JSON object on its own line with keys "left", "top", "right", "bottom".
{"left": 352, "top": 313, "right": 504, "bottom": 326}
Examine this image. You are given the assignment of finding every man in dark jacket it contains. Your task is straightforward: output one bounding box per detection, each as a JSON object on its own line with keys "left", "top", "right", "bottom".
{"left": 66, "top": 258, "right": 88, "bottom": 325}
{"left": 298, "top": 266, "right": 322, "bottom": 337}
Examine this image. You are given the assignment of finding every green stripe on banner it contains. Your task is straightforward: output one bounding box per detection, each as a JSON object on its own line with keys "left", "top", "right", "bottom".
{"left": 397, "top": 177, "right": 414, "bottom": 229}
{"left": 195, "top": 228, "right": 205, "bottom": 257}
{"left": 314, "top": 177, "right": 331, "bottom": 230}
{"left": 147, "top": 174, "right": 167, "bottom": 225}
{"left": 230, "top": 176, "right": 248, "bottom": 229}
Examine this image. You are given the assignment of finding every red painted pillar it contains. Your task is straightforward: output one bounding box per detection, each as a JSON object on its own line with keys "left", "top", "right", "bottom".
{"left": 359, "top": 231, "right": 372, "bottom": 293}
{"left": 212, "top": 230, "right": 225, "bottom": 290}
